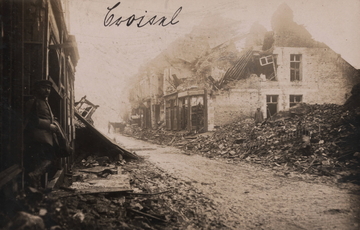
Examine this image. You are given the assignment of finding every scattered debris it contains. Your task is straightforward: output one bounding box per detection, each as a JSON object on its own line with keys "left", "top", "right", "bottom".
{"left": 1, "top": 153, "right": 227, "bottom": 230}
{"left": 73, "top": 211, "right": 85, "bottom": 223}
{"left": 126, "top": 103, "right": 360, "bottom": 183}
{"left": 127, "top": 208, "right": 168, "bottom": 223}
{"left": 3, "top": 211, "right": 45, "bottom": 230}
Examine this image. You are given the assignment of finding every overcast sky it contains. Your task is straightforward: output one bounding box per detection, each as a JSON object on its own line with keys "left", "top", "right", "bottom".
{"left": 69, "top": 0, "right": 360, "bottom": 130}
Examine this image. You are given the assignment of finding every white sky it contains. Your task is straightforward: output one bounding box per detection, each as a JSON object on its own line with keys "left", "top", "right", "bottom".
{"left": 69, "top": 0, "right": 360, "bottom": 130}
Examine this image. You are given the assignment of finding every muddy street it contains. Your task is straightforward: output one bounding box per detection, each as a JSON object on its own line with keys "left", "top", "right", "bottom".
{"left": 111, "top": 133, "right": 360, "bottom": 230}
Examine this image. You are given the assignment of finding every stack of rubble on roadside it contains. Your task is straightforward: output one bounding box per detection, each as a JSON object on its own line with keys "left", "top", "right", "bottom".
{"left": 123, "top": 125, "right": 182, "bottom": 146}
{"left": 3, "top": 155, "right": 226, "bottom": 230}
{"left": 126, "top": 103, "right": 360, "bottom": 180}
{"left": 193, "top": 104, "right": 360, "bottom": 177}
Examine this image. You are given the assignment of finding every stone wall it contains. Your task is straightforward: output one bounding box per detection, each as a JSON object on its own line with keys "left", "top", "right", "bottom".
{"left": 271, "top": 47, "right": 360, "bottom": 107}
{"left": 208, "top": 47, "right": 360, "bottom": 128}
{"left": 209, "top": 75, "right": 261, "bottom": 128}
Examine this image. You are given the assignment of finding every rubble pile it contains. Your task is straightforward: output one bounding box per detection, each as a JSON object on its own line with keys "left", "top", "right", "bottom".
{"left": 124, "top": 125, "right": 180, "bottom": 146}
{"left": 2, "top": 158, "right": 227, "bottom": 230}
{"left": 193, "top": 104, "right": 360, "bottom": 177}
{"left": 127, "top": 104, "right": 360, "bottom": 179}
{"left": 121, "top": 161, "right": 227, "bottom": 229}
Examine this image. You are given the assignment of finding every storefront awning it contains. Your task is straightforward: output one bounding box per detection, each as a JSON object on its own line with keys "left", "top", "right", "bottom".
{"left": 178, "top": 89, "right": 205, "bottom": 98}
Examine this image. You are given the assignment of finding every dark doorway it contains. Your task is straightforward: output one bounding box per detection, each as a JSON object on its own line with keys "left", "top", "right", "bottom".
{"left": 179, "top": 98, "right": 188, "bottom": 130}
{"left": 48, "top": 90, "right": 61, "bottom": 122}
{"left": 266, "top": 95, "right": 278, "bottom": 118}
{"left": 190, "top": 96, "right": 205, "bottom": 132}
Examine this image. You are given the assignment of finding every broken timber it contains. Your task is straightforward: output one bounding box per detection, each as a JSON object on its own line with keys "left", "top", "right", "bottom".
{"left": 78, "top": 166, "right": 118, "bottom": 175}
{"left": 76, "top": 187, "right": 133, "bottom": 195}
{"left": 58, "top": 188, "right": 133, "bottom": 197}
{"left": 127, "top": 208, "right": 168, "bottom": 223}
{"left": 46, "top": 169, "right": 64, "bottom": 190}
{"left": 0, "top": 164, "right": 22, "bottom": 188}
{"left": 75, "top": 111, "right": 139, "bottom": 160}
{"left": 126, "top": 190, "right": 170, "bottom": 196}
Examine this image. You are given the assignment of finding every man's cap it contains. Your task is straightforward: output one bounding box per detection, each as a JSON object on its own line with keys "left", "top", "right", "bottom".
{"left": 34, "top": 80, "right": 52, "bottom": 87}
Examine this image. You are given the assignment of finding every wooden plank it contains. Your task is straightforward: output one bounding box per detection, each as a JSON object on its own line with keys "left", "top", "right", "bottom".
{"left": 77, "top": 187, "right": 132, "bottom": 195}
{"left": 127, "top": 208, "right": 168, "bottom": 222}
{"left": 84, "top": 174, "right": 130, "bottom": 187}
{"left": 46, "top": 169, "right": 64, "bottom": 190}
{"left": 79, "top": 166, "right": 118, "bottom": 174}
{"left": 58, "top": 188, "right": 133, "bottom": 198}
{"left": 127, "top": 147, "right": 157, "bottom": 151}
{"left": 0, "top": 164, "right": 22, "bottom": 188}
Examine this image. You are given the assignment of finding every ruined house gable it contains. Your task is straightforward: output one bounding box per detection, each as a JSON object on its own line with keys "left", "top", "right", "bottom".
{"left": 245, "top": 22, "right": 267, "bottom": 48}
{"left": 194, "top": 41, "right": 242, "bottom": 81}
{"left": 271, "top": 3, "right": 327, "bottom": 48}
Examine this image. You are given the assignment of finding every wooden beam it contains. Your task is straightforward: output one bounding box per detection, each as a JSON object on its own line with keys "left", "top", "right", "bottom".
{"left": 0, "top": 164, "right": 22, "bottom": 188}
{"left": 187, "top": 96, "right": 191, "bottom": 131}
{"left": 48, "top": 42, "right": 76, "bottom": 49}
{"left": 46, "top": 169, "right": 64, "bottom": 190}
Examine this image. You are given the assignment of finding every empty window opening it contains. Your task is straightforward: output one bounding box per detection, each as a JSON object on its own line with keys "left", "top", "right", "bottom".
{"left": 290, "top": 95, "right": 303, "bottom": 107}
{"left": 190, "top": 96, "right": 204, "bottom": 132}
{"left": 179, "top": 98, "right": 188, "bottom": 130}
{"left": 266, "top": 95, "right": 278, "bottom": 118}
{"left": 290, "top": 54, "right": 302, "bottom": 81}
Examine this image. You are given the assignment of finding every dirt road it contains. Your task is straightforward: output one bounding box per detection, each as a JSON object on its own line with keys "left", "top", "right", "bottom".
{"left": 111, "top": 133, "right": 360, "bottom": 230}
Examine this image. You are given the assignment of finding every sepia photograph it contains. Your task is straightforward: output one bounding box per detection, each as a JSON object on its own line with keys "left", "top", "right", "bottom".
{"left": 1, "top": 0, "right": 360, "bottom": 229}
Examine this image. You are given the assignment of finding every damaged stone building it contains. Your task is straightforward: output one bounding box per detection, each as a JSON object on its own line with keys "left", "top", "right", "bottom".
{"left": 0, "top": 0, "right": 79, "bottom": 194}
{"left": 128, "top": 3, "right": 360, "bottom": 132}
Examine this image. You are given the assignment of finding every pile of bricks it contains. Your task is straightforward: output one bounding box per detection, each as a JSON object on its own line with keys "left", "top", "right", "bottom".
{"left": 126, "top": 103, "right": 360, "bottom": 178}
{"left": 189, "top": 104, "right": 360, "bottom": 176}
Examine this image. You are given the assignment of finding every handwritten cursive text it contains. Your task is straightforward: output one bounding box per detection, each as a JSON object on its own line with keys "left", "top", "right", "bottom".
{"left": 104, "top": 2, "right": 182, "bottom": 28}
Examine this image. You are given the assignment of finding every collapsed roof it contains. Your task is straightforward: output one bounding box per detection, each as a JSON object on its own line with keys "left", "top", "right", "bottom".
{"left": 215, "top": 3, "right": 330, "bottom": 89}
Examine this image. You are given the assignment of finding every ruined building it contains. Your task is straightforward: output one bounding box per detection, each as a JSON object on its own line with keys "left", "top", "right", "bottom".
{"left": 128, "top": 3, "right": 360, "bottom": 132}
{"left": 212, "top": 3, "right": 360, "bottom": 127}
{"left": 0, "top": 0, "right": 79, "bottom": 194}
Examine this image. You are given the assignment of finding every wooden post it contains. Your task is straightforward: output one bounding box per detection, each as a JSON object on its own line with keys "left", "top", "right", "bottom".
{"left": 187, "top": 96, "right": 191, "bottom": 131}
{"left": 204, "top": 90, "right": 208, "bottom": 132}
{"left": 44, "top": 173, "right": 48, "bottom": 187}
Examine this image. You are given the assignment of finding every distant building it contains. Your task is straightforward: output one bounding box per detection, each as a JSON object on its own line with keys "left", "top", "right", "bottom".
{"left": 128, "top": 3, "right": 360, "bottom": 132}
{"left": 210, "top": 3, "right": 360, "bottom": 127}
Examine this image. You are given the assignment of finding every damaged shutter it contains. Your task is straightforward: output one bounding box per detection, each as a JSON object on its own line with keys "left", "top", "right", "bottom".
{"left": 259, "top": 55, "right": 274, "bottom": 66}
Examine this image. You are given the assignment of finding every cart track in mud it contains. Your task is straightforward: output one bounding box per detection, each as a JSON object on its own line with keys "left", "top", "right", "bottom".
{"left": 112, "top": 133, "right": 360, "bottom": 230}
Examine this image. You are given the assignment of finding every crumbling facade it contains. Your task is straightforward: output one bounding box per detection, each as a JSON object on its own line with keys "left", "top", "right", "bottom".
{"left": 210, "top": 3, "right": 360, "bottom": 126}
{"left": 128, "top": 3, "right": 360, "bottom": 132}
{"left": 128, "top": 68, "right": 163, "bottom": 129}
{"left": 0, "top": 0, "right": 79, "bottom": 193}
{"left": 129, "top": 33, "right": 242, "bottom": 132}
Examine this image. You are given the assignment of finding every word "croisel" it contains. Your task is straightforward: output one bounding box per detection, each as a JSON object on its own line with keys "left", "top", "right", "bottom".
{"left": 104, "top": 2, "right": 182, "bottom": 28}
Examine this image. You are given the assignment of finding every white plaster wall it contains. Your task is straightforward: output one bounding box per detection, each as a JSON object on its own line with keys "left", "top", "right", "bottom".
{"left": 209, "top": 47, "right": 360, "bottom": 126}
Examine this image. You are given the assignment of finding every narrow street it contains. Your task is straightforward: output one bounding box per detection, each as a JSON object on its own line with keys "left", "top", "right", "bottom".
{"left": 111, "top": 133, "right": 360, "bottom": 230}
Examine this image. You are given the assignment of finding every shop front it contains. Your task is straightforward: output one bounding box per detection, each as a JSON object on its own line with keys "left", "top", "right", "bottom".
{"left": 165, "top": 89, "right": 207, "bottom": 132}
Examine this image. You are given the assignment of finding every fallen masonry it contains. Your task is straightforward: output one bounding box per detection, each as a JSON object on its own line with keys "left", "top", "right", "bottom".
{"left": 2, "top": 156, "right": 228, "bottom": 230}
{"left": 125, "top": 103, "right": 360, "bottom": 184}
{"left": 2, "top": 103, "right": 359, "bottom": 229}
